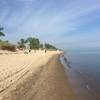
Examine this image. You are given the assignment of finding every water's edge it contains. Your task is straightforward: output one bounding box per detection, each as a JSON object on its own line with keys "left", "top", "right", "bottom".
{"left": 59, "top": 53, "right": 100, "bottom": 100}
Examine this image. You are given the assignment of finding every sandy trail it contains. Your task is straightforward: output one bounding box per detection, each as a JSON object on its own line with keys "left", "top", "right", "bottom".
{"left": 0, "top": 50, "right": 58, "bottom": 99}
{"left": 31, "top": 54, "right": 76, "bottom": 100}
{"left": 0, "top": 51, "right": 76, "bottom": 100}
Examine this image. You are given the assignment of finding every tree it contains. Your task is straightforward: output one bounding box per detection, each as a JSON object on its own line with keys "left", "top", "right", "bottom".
{"left": 0, "top": 27, "right": 5, "bottom": 36}
{"left": 27, "top": 37, "right": 40, "bottom": 49}
{"left": 17, "top": 38, "right": 27, "bottom": 49}
{"left": 27, "top": 37, "right": 32, "bottom": 49}
{"left": 45, "top": 43, "right": 57, "bottom": 50}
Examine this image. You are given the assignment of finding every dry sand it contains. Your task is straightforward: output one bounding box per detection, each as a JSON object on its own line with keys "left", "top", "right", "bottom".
{"left": 0, "top": 50, "right": 76, "bottom": 100}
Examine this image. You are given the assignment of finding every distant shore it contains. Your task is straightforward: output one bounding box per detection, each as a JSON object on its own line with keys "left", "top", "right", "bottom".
{"left": 0, "top": 50, "right": 76, "bottom": 100}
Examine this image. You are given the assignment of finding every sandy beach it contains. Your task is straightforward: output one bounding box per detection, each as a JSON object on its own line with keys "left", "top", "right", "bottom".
{"left": 0, "top": 50, "right": 76, "bottom": 100}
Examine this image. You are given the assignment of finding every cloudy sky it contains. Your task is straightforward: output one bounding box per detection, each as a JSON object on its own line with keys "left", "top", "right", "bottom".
{"left": 0, "top": 0, "right": 100, "bottom": 50}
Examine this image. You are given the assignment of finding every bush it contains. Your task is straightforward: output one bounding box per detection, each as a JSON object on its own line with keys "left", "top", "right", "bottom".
{"left": 45, "top": 43, "right": 57, "bottom": 50}
{"left": 1, "top": 44, "right": 16, "bottom": 52}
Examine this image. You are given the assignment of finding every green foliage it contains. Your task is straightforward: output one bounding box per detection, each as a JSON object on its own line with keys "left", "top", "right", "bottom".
{"left": 1, "top": 44, "right": 16, "bottom": 52}
{"left": 0, "top": 32, "right": 5, "bottom": 36}
{"left": 45, "top": 43, "right": 57, "bottom": 50}
{"left": 0, "top": 26, "right": 5, "bottom": 36}
{"left": 0, "top": 25, "right": 59, "bottom": 51}
{"left": 0, "top": 40, "right": 16, "bottom": 51}
{"left": 27, "top": 37, "right": 40, "bottom": 49}
{"left": 17, "top": 38, "right": 27, "bottom": 49}
{"left": 0, "top": 40, "right": 9, "bottom": 45}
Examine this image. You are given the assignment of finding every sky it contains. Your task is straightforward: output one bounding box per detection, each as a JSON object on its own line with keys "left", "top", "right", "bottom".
{"left": 0, "top": 0, "right": 100, "bottom": 50}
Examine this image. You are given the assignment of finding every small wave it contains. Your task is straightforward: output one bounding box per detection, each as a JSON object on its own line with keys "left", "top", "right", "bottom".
{"left": 60, "top": 54, "right": 72, "bottom": 69}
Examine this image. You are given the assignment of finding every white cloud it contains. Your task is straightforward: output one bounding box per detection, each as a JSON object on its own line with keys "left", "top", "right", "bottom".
{"left": 0, "top": 0, "right": 100, "bottom": 49}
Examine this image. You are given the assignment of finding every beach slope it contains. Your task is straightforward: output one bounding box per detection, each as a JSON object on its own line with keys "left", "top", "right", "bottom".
{"left": 0, "top": 51, "right": 76, "bottom": 100}
{"left": 31, "top": 54, "right": 76, "bottom": 100}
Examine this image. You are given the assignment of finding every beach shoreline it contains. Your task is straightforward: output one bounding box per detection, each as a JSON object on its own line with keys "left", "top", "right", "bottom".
{"left": 0, "top": 51, "right": 76, "bottom": 100}
{"left": 61, "top": 53, "right": 100, "bottom": 100}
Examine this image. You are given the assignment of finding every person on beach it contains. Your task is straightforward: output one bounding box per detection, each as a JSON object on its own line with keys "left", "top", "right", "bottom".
{"left": 45, "top": 49, "right": 47, "bottom": 53}
{"left": 29, "top": 49, "right": 31, "bottom": 52}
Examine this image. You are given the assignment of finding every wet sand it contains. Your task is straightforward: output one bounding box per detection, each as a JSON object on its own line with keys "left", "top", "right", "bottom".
{"left": 0, "top": 52, "right": 76, "bottom": 100}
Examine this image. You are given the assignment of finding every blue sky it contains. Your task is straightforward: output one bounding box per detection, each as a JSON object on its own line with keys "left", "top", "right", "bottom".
{"left": 0, "top": 0, "right": 100, "bottom": 50}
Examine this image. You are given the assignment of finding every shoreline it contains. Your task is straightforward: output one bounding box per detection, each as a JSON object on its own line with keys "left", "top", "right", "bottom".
{"left": 61, "top": 53, "right": 100, "bottom": 100}
{"left": 1, "top": 53, "right": 76, "bottom": 100}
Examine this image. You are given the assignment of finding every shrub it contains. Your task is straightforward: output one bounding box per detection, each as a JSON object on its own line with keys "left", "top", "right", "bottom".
{"left": 45, "top": 43, "right": 57, "bottom": 50}
{"left": 0, "top": 41, "right": 16, "bottom": 52}
{"left": 1, "top": 44, "right": 16, "bottom": 52}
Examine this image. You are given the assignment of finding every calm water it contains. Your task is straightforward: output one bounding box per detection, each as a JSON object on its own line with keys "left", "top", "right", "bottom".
{"left": 61, "top": 50, "right": 100, "bottom": 100}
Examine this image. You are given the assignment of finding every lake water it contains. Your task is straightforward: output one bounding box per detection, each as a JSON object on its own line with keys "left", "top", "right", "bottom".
{"left": 61, "top": 49, "right": 100, "bottom": 100}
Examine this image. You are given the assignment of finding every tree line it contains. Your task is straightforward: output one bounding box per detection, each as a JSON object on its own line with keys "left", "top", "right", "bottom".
{"left": 0, "top": 26, "right": 58, "bottom": 51}
{"left": 17, "top": 37, "right": 57, "bottom": 50}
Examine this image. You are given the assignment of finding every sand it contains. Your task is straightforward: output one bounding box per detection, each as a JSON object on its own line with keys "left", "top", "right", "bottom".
{"left": 0, "top": 50, "right": 76, "bottom": 100}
